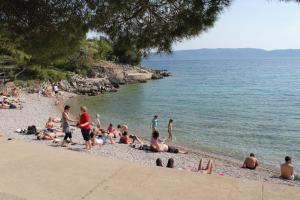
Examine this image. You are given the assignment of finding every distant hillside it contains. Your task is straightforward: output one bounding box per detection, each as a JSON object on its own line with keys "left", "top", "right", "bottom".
{"left": 145, "top": 48, "right": 300, "bottom": 60}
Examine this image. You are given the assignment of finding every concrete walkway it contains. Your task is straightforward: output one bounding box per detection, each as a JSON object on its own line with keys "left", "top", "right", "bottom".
{"left": 0, "top": 137, "right": 299, "bottom": 200}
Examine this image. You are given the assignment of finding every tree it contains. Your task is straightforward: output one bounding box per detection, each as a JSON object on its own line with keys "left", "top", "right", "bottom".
{"left": 90, "top": 0, "right": 231, "bottom": 54}
{"left": 1, "top": 0, "right": 299, "bottom": 66}
{"left": 0, "top": 0, "right": 89, "bottom": 64}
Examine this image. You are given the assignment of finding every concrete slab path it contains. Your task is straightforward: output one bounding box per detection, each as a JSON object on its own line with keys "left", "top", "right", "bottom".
{"left": 0, "top": 137, "right": 299, "bottom": 200}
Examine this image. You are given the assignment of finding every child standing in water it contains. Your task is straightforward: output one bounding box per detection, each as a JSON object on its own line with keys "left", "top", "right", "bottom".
{"left": 167, "top": 119, "right": 173, "bottom": 142}
{"left": 151, "top": 115, "right": 158, "bottom": 132}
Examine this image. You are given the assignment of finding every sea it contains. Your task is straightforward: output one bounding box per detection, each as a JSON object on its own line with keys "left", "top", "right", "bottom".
{"left": 68, "top": 52, "right": 300, "bottom": 168}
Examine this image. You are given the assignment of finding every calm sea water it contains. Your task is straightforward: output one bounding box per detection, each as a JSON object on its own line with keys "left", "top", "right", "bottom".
{"left": 68, "top": 57, "right": 300, "bottom": 168}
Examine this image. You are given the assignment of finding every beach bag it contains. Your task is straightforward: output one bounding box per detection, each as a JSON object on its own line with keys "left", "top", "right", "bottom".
{"left": 26, "top": 125, "right": 37, "bottom": 135}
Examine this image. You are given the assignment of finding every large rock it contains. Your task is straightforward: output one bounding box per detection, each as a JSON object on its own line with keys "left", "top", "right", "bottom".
{"left": 54, "top": 60, "right": 170, "bottom": 96}
{"left": 125, "top": 72, "right": 153, "bottom": 83}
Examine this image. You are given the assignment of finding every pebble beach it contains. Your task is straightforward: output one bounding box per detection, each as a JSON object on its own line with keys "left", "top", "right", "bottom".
{"left": 1, "top": 93, "right": 299, "bottom": 187}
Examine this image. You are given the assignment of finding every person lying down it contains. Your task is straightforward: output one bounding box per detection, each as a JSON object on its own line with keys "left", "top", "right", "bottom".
{"left": 37, "top": 131, "right": 64, "bottom": 140}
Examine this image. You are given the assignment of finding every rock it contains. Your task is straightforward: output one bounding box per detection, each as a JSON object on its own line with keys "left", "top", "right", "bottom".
{"left": 151, "top": 70, "right": 171, "bottom": 80}
{"left": 59, "top": 80, "right": 71, "bottom": 92}
{"left": 30, "top": 60, "right": 170, "bottom": 96}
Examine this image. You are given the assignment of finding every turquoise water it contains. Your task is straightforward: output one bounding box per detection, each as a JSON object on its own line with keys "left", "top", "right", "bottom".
{"left": 68, "top": 58, "right": 300, "bottom": 168}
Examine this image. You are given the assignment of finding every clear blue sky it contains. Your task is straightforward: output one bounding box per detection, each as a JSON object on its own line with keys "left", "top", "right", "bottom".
{"left": 174, "top": 0, "right": 300, "bottom": 50}
{"left": 87, "top": 0, "right": 300, "bottom": 50}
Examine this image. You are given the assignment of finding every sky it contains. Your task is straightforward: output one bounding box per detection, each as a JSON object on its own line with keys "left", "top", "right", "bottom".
{"left": 87, "top": 0, "right": 300, "bottom": 51}
{"left": 173, "top": 0, "right": 300, "bottom": 50}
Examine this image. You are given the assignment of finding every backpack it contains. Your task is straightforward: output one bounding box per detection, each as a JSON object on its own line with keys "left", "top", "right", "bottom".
{"left": 26, "top": 125, "right": 37, "bottom": 135}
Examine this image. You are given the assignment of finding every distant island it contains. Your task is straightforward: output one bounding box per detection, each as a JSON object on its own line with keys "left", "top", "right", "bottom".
{"left": 146, "top": 48, "right": 300, "bottom": 60}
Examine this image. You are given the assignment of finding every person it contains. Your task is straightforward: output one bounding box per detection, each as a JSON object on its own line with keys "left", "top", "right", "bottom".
{"left": 155, "top": 158, "right": 174, "bottom": 168}
{"left": 37, "top": 131, "right": 64, "bottom": 140}
{"left": 61, "top": 105, "right": 78, "bottom": 147}
{"left": 280, "top": 156, "right": 299, "bottom": 181}
{"left": 78, "top": 106, "right": 92, "bottom": 150}
{"left": 151, "top": 115, "right": 158, "bottom": 132}
{"left": 37, "top": 132, "right": 55, "bottom": 140}
{"left": 119, "top": 131, "right": 143, "bottom": 144}
{"left": 150, "top": 130, "right": 187, "bottom": 154}
{"left": 151, "top": 130, "right": 168, "bottom": 152}
{"left": 156, "top": 158, "right": 163, "bottom": 167}
{"left": 95, "top": 114, "right": 101, "bottom": 128}
{"left": 167, "top": 119, "right": 173, "bottom": 141}
{"left": 0, "top": 98, "right": 22, "bottom": 109}
{"left": 12, "top": 87, "right": 20, "bottom": 97}
{"left": 166, "top": 158, "right": 174, "bottom": 168}
{"left": 116, "top": 124, "right": 128, "bottom": 137}
{"left": 91, "top": 128, "right": 114, "bottom": 145}
{"left": 53, "top": 84, "right": 59, "bottom": 96}
{"left": 107, "top": 123, "right": 117, "bottom": 138}
{"left": 198, "top": 159, "right": 213, "bottom": 174}
{"left": 242, "top": 153, "right": 258, "bottom": 170}
{"left": 45, "top": 117, "right": 56, "bottom": 132}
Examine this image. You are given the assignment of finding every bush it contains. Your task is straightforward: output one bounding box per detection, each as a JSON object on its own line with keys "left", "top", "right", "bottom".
{"left": 21, "top": 65, "right": 67, "bottom": 82}
{"left": 95, "top": 39, "right": 113, "bottom": 60}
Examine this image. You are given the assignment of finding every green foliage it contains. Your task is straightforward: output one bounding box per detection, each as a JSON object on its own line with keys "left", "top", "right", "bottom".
{"left": 2, "top": 0, "right": 296, "bottom": 69}
{"left": 112, "top": 38, "right": 141, "bottom": 65}
{"left": 0, "top": 34, "right": 31, "bottom": 66}
{"left": 94, "top": 39, "right": 113, "bottom": 60}
{"left": 90, "top": 0, "right": 231, "bottom": 53}
{"left": 0, "top": 0, "right": 89, "bottom": 64}
{"left": 0, "top": 0, "right": 233, "bottom": 66}
{"left": 21, "top": 65, "right": 67, "bottom": 82}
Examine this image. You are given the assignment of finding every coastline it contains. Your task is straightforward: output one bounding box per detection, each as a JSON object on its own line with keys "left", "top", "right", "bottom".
{"left": 1, "top": 92, "right": 299, "bottom": 187}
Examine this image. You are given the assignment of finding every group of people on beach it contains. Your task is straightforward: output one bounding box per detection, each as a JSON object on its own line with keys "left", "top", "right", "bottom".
{"left": 56, "top": 105, "right": 187, "bottom": 154}
{"left": 40, "top": 104, "right": 144, "bottom": 150}
{"left": 35, "top": 100, "right": 192, "bottom": 160}
{"left": 241, "top": 153, "right": 299, "bottom": 181}
{"left": 4, "top": 83, "right": 296, "bottom": 182}
{"left": 0, "top": 88, "right": 23, "bottom": 109}
{"left": 38, "top": 103, "right": 300, "bottom": 181}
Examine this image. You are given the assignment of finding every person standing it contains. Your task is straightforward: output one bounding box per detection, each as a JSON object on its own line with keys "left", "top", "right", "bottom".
{"left": 95, "top": 114, "right": 101, "bottom": 128}
{"left": 151, "top": 115, "right": 158, "bottom": 132}
{"left": 61, "top": 105, "right": 77, "bottom": 147}
{"left": 79, "top": 106, "right": 92, "bottom": 150}
{"left": 167, "top": 119, "right": 173, "bottom": 142}
{"left": 53, "top": 83, "right": 59, "bottom": 96}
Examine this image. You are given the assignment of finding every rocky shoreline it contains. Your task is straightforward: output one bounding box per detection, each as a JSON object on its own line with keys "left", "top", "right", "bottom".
{"left": 57, "top": 60, "right": 170, "bottom": 96}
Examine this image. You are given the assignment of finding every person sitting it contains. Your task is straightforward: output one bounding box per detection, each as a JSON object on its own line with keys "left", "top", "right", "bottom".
{"left": 197, "top": 159, "right": 213, "bottom": 174}
{"left": 45, "top": 117, "right": 56, "bottom": 132}
{"left": 242, "top": 153, "right": 258, "bottom": 170}
{"left": 107, "top": 123, "right": 117, "bottom": 138}
{"left": 156, "top": 158, "right": 163, "bottom": 167}
{"left": 119, "top": 131, "right": 143, "bottom": 144}
{"left": 166, "top": 158, "right": 174, "bottom": 168}
{"left": 12, "top": 87, "right": 20, "bottom": 97}
{"left": 116, "top": 124, "right": 129, "bottom": 137}
{"left": 92, "top": 128, "right": 114, "bottom": 145}
{"left": 155, "top": 158, "right": 174, "bottom": 168}
{"left": 280, "top": 156, "right": 299, "bottom": 181}
{"left": 150, "top": 130, "right": 187, "bottom": 154}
